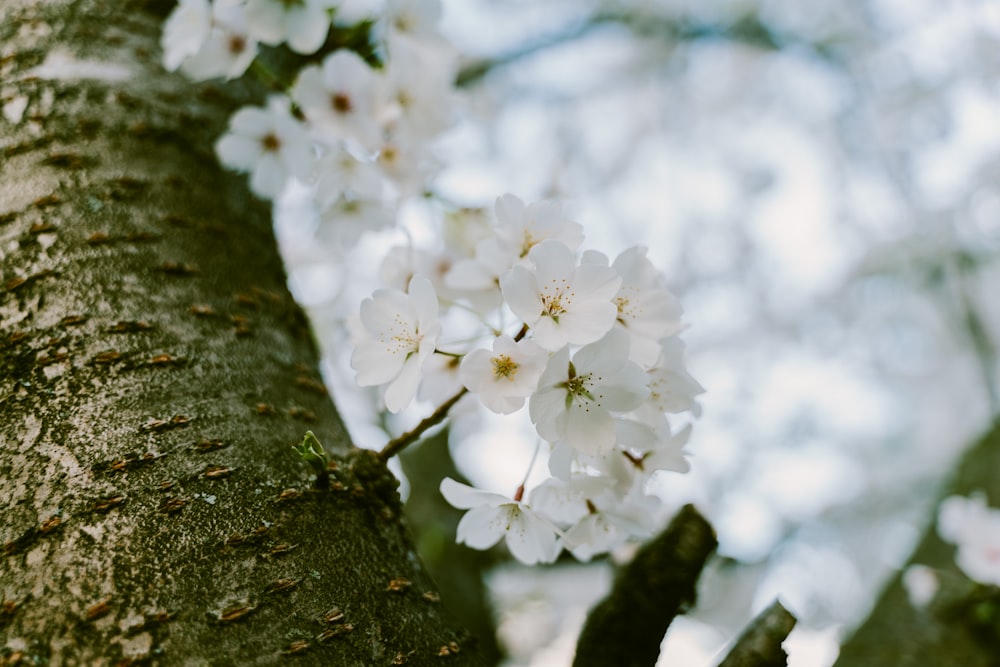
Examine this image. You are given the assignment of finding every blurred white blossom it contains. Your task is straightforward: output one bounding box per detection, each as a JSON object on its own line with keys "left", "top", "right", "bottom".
{"left": 352, "top": 275, "right": 441, "bottom": 413}
{"left": 244, "top": 0, "right": 331, "bottom": 54}
{"left": 937, "top": 494, "right": 1000, "bottom": 586}
{"left": 214, "top": 97, "right": 311, "bottom": 198}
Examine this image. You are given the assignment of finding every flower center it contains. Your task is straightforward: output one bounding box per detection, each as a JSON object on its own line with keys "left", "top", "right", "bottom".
{"left": 539, "top": 278, "right": 572, "bottom": 320}
{"left": 616, "top": 289, "right": 640, "bottom": 324}
{"left": 331, "top": 93, "right": 353, "bottom": 114}
{"left": 647, "top": 375, "right": 667, "bottom": 409}
{"left": 561, "top": 362, "right": 598, "bottom": 403}
{"left": 228, "top": 35, "right": 246, "bottom": 55}
{"left": 380, "top": 145, "right": 399, "bottom": 165}
{"left": 519, "top": 230, "right": 537, "bottom": 257}
{"left": 491, "top": 354, "right": 519, "bottom": 380}
{"left": 393, "top": 14, "right": 412, "bottom": 33}
{"left": 261, "top": 132, "right": 281, "bottom": 152}
{"left": 379, "top": 314, "right": 419, "bottom": 355}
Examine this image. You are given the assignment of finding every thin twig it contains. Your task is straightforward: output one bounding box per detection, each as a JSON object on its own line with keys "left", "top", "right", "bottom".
{"left": 378, "top": 388, "right": 468, "bottom": 461}
{"left": 377, "top": 323, "right": 528, "bottom": 461}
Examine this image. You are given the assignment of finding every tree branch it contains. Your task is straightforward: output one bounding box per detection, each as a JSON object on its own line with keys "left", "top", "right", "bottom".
{"left": 378, "top": 388, "right": 467, "bottom": 461}
{"left": 572, "top": 504, "right": 717, "bottom": 667}
{"left": 835, "top": 423, "right": 1000, "bottom": 666}
{"left": 457, "top": 10, "right": 840, "bottom": 88}
{"left": 717, "top": 600, "right": 797, "bottom": 667}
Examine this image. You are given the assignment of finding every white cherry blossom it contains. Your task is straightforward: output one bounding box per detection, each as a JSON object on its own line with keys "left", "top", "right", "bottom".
{"left": 447, "top": 196, "right": 583, "bottom": 300}
{"left": 495, "top": 194, "right": 584, "bottom": 259}
{"left": 175, "top": 0, "right": 257, "bottom": 81}
{"left": 312, "top": 144, "right": 383, "bottom": 205}
{"left": 292, "top": 50, "right": 382, "bottom": 148}
{"left": 317, "top": 195, "right": 394, "bottom": 248}
{"left": 375, "top": 136, "right": 438, "bottom": 195}
{"left": 530, "top": 475, "right": 658, "bottom": 561}
{"left": 245, "top": 0, "right": 331, "bottom": 55}
{"left": 380, "top": 246, "right": 442, "bottom": 292}
{"left": 418, "top": 352, "right": 464, "bottom": 405}
{"left": 501, "top": 240, "right": 621, "bottom": 351}
{"left": 445, "top": 237, "right": 510, "bottom": 294}
{"left": 161, "top": 0, "right": 211, "bottom": 72}
{"left": 903, "top": 565, "right": 939, "bottom": 608}
{"left": 215, "top": 97, "right": 312, "bottom": 199}
{"left": 529, "top": 329, "right": 649, "bottom": 455}
{"left": 156, "top": 0, "right": 712, "bottom": 569}
{"left": 612, "top": 246, "right": 684, "bottom": 368}
{"left": 440, "top": 478, "right": 560, "bottom": 565}
{"left": 530, "top": 475, "right": 618, "bottom": 525}
{"left": 635, "top": 336, "right": 705, "bottom": 426}
{"left": 442, "top": 207, "right": 493, "bottom": 259}
{"left": 378, "top": 245, "right": 480, "bottom": 310}
{"left": 636, "top": 422, "right": 692, "bottom": 475}
{"left": 460, "top": 335, "right": 548, "bottom": 414}
{"left": 378, "top": 34, "right": 456, "bottom": 142}
{"left": 563, "top": 494, "right": 658, "bottom": 561}
{"left": 351, "top": 275, "right": 440, "bottom": 413}
{"left": 382, "top": 0, "right": 443, "bottom": 41}
{"left": 938, "top": 494, "right": 1000, "bottom": 586}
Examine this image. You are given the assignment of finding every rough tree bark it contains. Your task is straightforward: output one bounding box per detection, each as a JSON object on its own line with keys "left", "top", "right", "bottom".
{"left": 573, "top": 505, "right": 717, "bottom": 667}
{"left": 0, "top": 1, "right": 486, "bottom": 664}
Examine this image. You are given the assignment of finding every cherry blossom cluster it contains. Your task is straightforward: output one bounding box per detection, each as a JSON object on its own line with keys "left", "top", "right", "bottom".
{"left": 937, "top": 494, "right": 1000, "bottom": 586}
{"left": 352, "top": 194, "right": 704, "bottom": 564}
{"left": 903, "top": 493, "right": 1000, "bottom": 608}
{"left": 159, "top": 1, "right": 704, "bottom": 566}
{"left": 161, "top": 0, "right": 456, "bottom": 245}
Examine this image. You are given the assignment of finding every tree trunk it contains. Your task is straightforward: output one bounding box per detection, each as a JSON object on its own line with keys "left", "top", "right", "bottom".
{"left": 0, "top": 1, "right": 485, "bottom": 664}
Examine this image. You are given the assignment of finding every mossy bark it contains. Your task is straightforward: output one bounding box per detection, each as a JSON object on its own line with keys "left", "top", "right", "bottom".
{"left": 835, "top": 424, "right": 1000, "bottom": 667}
{"left": 573, "top": 505, "right": 717, "bottom": 667}
{"left": 0, "top": 1, "right": 485, "bottom": 664}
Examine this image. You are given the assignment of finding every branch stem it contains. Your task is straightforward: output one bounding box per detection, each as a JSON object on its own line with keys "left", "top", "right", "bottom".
{"left": 379, "top": 388, "right": 468, "bottom": 461}
{"left": 377, "top": 323, "right": 528, "bottom": 461}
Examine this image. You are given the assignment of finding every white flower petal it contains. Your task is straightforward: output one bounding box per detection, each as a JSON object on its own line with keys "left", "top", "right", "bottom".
{"left": 250, "top": 154, "right": 287, "bottom": 198}
{"left": 408, "top": 275, "right": 439, "bottom": 330}
{"left": 504, "top": 507, "right": 560, "bottom": 564}
{"left": 351, "top": 340, "right": 404, "bottom": 385}
{"left": 573, "top": 328, "right": 629, "bottom": 375}
{"left": 440, "top": 477, "right": 508, "bottom": 509}
{"left": 215, "top": 133, "right": 262, "bottom": 171}
{"left": 161, "top": 0, "right": 211, "bottom": 71}
{"left": 547, "top": 442, "right": 575, "bottom": 479}
{"left": 494, "top": 193, "right": 526, "bottom": 227}
{"left": 528, "top": 240, "right": 576, "bottom": 284}
{"left": 560, "top": 403, "right": 616, "bottom": 455}
{"left": 383, "top": 354, "right": 421, "bottom": 413}
{"left": 285, "top": 5, "right": 330, "bottom": 54}
{"left": 455, "top": 505, "right": 507, "bottom": 549}
{"left": 500, "top": 265, "right": 541, "bottom": 325}
{"left": 529, "top": 316, "right": 566, "bottom": 351}
{"left": 529, "top": 387, "right": 568, "bottom": 443}
{"left": 245, "top": 0, "right": 286, "bottom": 44}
